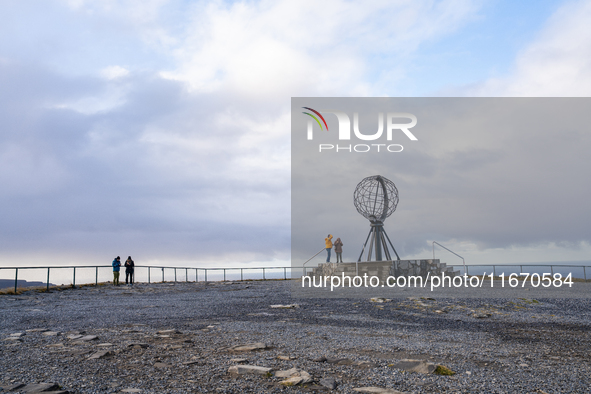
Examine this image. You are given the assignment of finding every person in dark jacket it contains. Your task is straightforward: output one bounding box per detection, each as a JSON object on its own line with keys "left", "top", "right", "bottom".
{"left": 112, "top": 256, "right": 121, "bottom": 286}
{"left": 334, "top": 238, "right": 343, "bottom": 263}
{"left": 124, "top": 256, "right": 135, "bottom": 285}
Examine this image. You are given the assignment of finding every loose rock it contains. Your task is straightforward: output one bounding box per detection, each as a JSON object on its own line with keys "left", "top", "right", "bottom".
{"left": 353, "top": 387, "right": 405, "bottom": 394}
{"left": 319, "top": 377, "right": 337, "bottom": 389}
{"left": 42, "top": 331, "right": 60, "bottom": 337}
{"left": 228, "top": 365, "right": 273, "bottom": 375}
{"left": 88, "top": 350, "right": 113, "bottom": 360}
{"left": 225, "top": 342, "right": 268, "bottom": 352}
{"left": 391, "top": 359, "right": 436, "bottom": 374}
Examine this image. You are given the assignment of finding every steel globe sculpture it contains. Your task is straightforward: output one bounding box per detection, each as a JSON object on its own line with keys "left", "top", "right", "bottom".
{"left": 354, "top": 175, "right": 400, "bottom": 262}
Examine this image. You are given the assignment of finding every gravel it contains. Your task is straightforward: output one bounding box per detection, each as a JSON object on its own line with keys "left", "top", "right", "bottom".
{"left": 1, "top": 280, "right": 590, "bottom": 393}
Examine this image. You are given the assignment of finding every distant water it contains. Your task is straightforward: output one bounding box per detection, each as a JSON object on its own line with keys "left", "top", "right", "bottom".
{"left": 0, "top": 279, "right": 56, "bottom": 290}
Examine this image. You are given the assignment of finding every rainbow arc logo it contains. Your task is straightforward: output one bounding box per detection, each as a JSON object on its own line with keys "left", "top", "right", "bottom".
{"left": 302, "top": 107, "right": 328, "bottom": 131}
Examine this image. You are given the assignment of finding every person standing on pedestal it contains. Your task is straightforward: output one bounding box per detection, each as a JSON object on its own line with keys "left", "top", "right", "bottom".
{"left": 325, "top": 234, "right": 333, "bottom": 263}
{"left": 334, "top": 238, "right": 343, "bottom": 263}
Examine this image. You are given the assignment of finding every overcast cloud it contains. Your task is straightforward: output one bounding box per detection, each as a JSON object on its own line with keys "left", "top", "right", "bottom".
{"left": 1, "top": 0, "right": 590, "bottom": 269}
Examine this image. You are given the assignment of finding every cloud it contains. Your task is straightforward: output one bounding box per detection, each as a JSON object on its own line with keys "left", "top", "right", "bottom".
{"left": 101, "top": 65, "right": 130, "bottom": 80}
{"left": 163, "top": 0, "right": 482, "bottom": 97}
{"left": 468, "top": 0, "right": 591, "bottom": 96}
{"left": 0, "top": 57, "right": 292, "bottom": 265}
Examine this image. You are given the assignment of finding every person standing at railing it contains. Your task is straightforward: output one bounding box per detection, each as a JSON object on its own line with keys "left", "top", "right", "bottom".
{"left": 124, "top": 256, "right": 135, "bottom": 285}
{"left": 112, "top": 256, "right": 121, "bottom": 286}
{"left": 325, "top": 234, "right": 333, "bottom": 263}
{"left": 334, "top": 237, "right": 343, "bottom": 263}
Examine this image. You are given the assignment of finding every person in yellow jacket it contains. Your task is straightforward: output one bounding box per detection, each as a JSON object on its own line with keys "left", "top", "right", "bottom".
{"left": 325, "top": 234, "right": 333, "bottom": 263}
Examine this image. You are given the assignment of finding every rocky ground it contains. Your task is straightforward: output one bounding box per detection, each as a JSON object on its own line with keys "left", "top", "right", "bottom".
{"left": 1, "top": 280, "right": 591, "bottom": 393}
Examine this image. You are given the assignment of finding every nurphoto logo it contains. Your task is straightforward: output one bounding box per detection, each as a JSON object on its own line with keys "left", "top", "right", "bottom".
{"left": 302, "top": 107, "right": 418, "bottom": 153}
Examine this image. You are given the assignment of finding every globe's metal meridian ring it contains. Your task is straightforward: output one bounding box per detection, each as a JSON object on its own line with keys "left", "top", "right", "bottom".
{"left": 353, "top": 175, "right": 398, "bottom": 223}
{"left": 354, "top": 175, "right": 400, "bottom": 262}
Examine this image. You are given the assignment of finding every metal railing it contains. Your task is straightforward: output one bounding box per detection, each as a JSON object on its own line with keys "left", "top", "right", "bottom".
{"left": 433, "top": 241, "right": 466, "bottom": 274}
{"left": 3, "top": 263, "right": 590, "bottom": 294}
{"left": 0, "top": 265, "right": 307, "bottom": 294}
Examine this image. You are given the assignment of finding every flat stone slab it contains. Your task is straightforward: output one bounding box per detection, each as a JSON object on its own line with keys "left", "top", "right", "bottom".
{"left": 121, "top": 389, "right": 142, "bottom": 393}
{"left": 80, "top": 335, "right": 98, "bottom": 341}
{"left": 97, "top": 343, "right": 114, "bottom": 347}
{"left": 370, "top": 298, "right": 392, "bottom": 303}
{"left": 29, "top": 391, "right": 69, "bottom": 394}
{"left": 21, "top": 382, "right": 61, "bottom": 392}
{"left": 226, "top": 342, "right": 268, "bottom": 352}
{"left": 10, "top": 332, "right": 25, "bottom": 337}
{"left": 67, "top": 334, "right": 83, "bottom": 340}
{"left": 269, "top": 304, "right": 299, "bottom": 309}
{"left": 157, "top": 329, "right": 181, "bottom": 334}
{"left": 3, "top": 383, "right": 26, "bottom": 391}
{"left": 228, "top": 365, "right": 272, "bottom": 375}
{"left": 355, "top": 360, "right": 378, "bottom": 368}
{"left": 277, "top": 355, "right": 296, "bottom": 360}
{"left": 42, "top": 331, "right": 60, "bottom": 337}
{"left": 280, "top": 376, "right": 303, "bottom": 386}
{"left": 353, "top": 387, "right": 406, "bottom": 394}
{"left": 128, "top": 343, "right": 149, "bottom": 349}
{"left": 88, "top": 350, "right": 113, "bottom": 360}
{"left": 275, "top": 368, "right": 312, "bottom": 384}
{"left": 391, "top": 359, "right": 436, "bottom": 374}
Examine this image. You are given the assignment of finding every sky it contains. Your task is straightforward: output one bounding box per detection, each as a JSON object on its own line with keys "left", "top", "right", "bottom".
{"left": 1, "top": 0, "right": 591, "bottom": 269}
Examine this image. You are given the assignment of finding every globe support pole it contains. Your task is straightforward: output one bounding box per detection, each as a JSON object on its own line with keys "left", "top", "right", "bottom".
{"left": 358, "top": 222, "right": 400, "bottom": 262}
{"left": 373, "top": 222, "right": 383, "bottom": 261}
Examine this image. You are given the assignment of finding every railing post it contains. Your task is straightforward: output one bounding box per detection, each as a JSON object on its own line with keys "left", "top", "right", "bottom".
{"left": 493, "top": 265, "right": 496, "bottom": 277}
{"left": 174, "top": 268, "right": 177, "bottom": 283}
{"left": 95, "top": 266, "right": 98, "bottom": 286}
{"left": 186, "top": 268, "right": 188, "bottom": 282}
{"left": 584, "top": 266, "right": 587, "bottom": 281}
{"left": 148, "top": 267, "right": 151, "bottom": 283}
{"left": 162, "top": 268, "right": 164, "bottom": 283}
{"left": 466, "top": 265, "right": 469, "bottom": 276}
{"left": 551, "top": 265, "right": 553, "bottom": 275}
{"left": 224, "top": 269, "right": 226, "bottom": 281}
{"left": 205, "top": 269, "right": 208, "bottom": 283}
{"left": 284, "top": 267, "right": 287, "bottom": 280}
{"left": 73, "top": 267, "right": 76, "bottom": 287}
{"left": 241, "top": 268, "right": 243, "bottom": 281}
{"left": 14, "top": 268, "right": 18, "bottom": 293}
{"left": 195, "top": 268, "right": 198, "bottom": 282}
{"left": 263, "top": 268, "right": 265, "bottom": 280}
{"left": 520, "top": 265, "right": 523, "bottom": 273}
{"left": 47, "top": 268, "right": 50, "bottom": 291}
